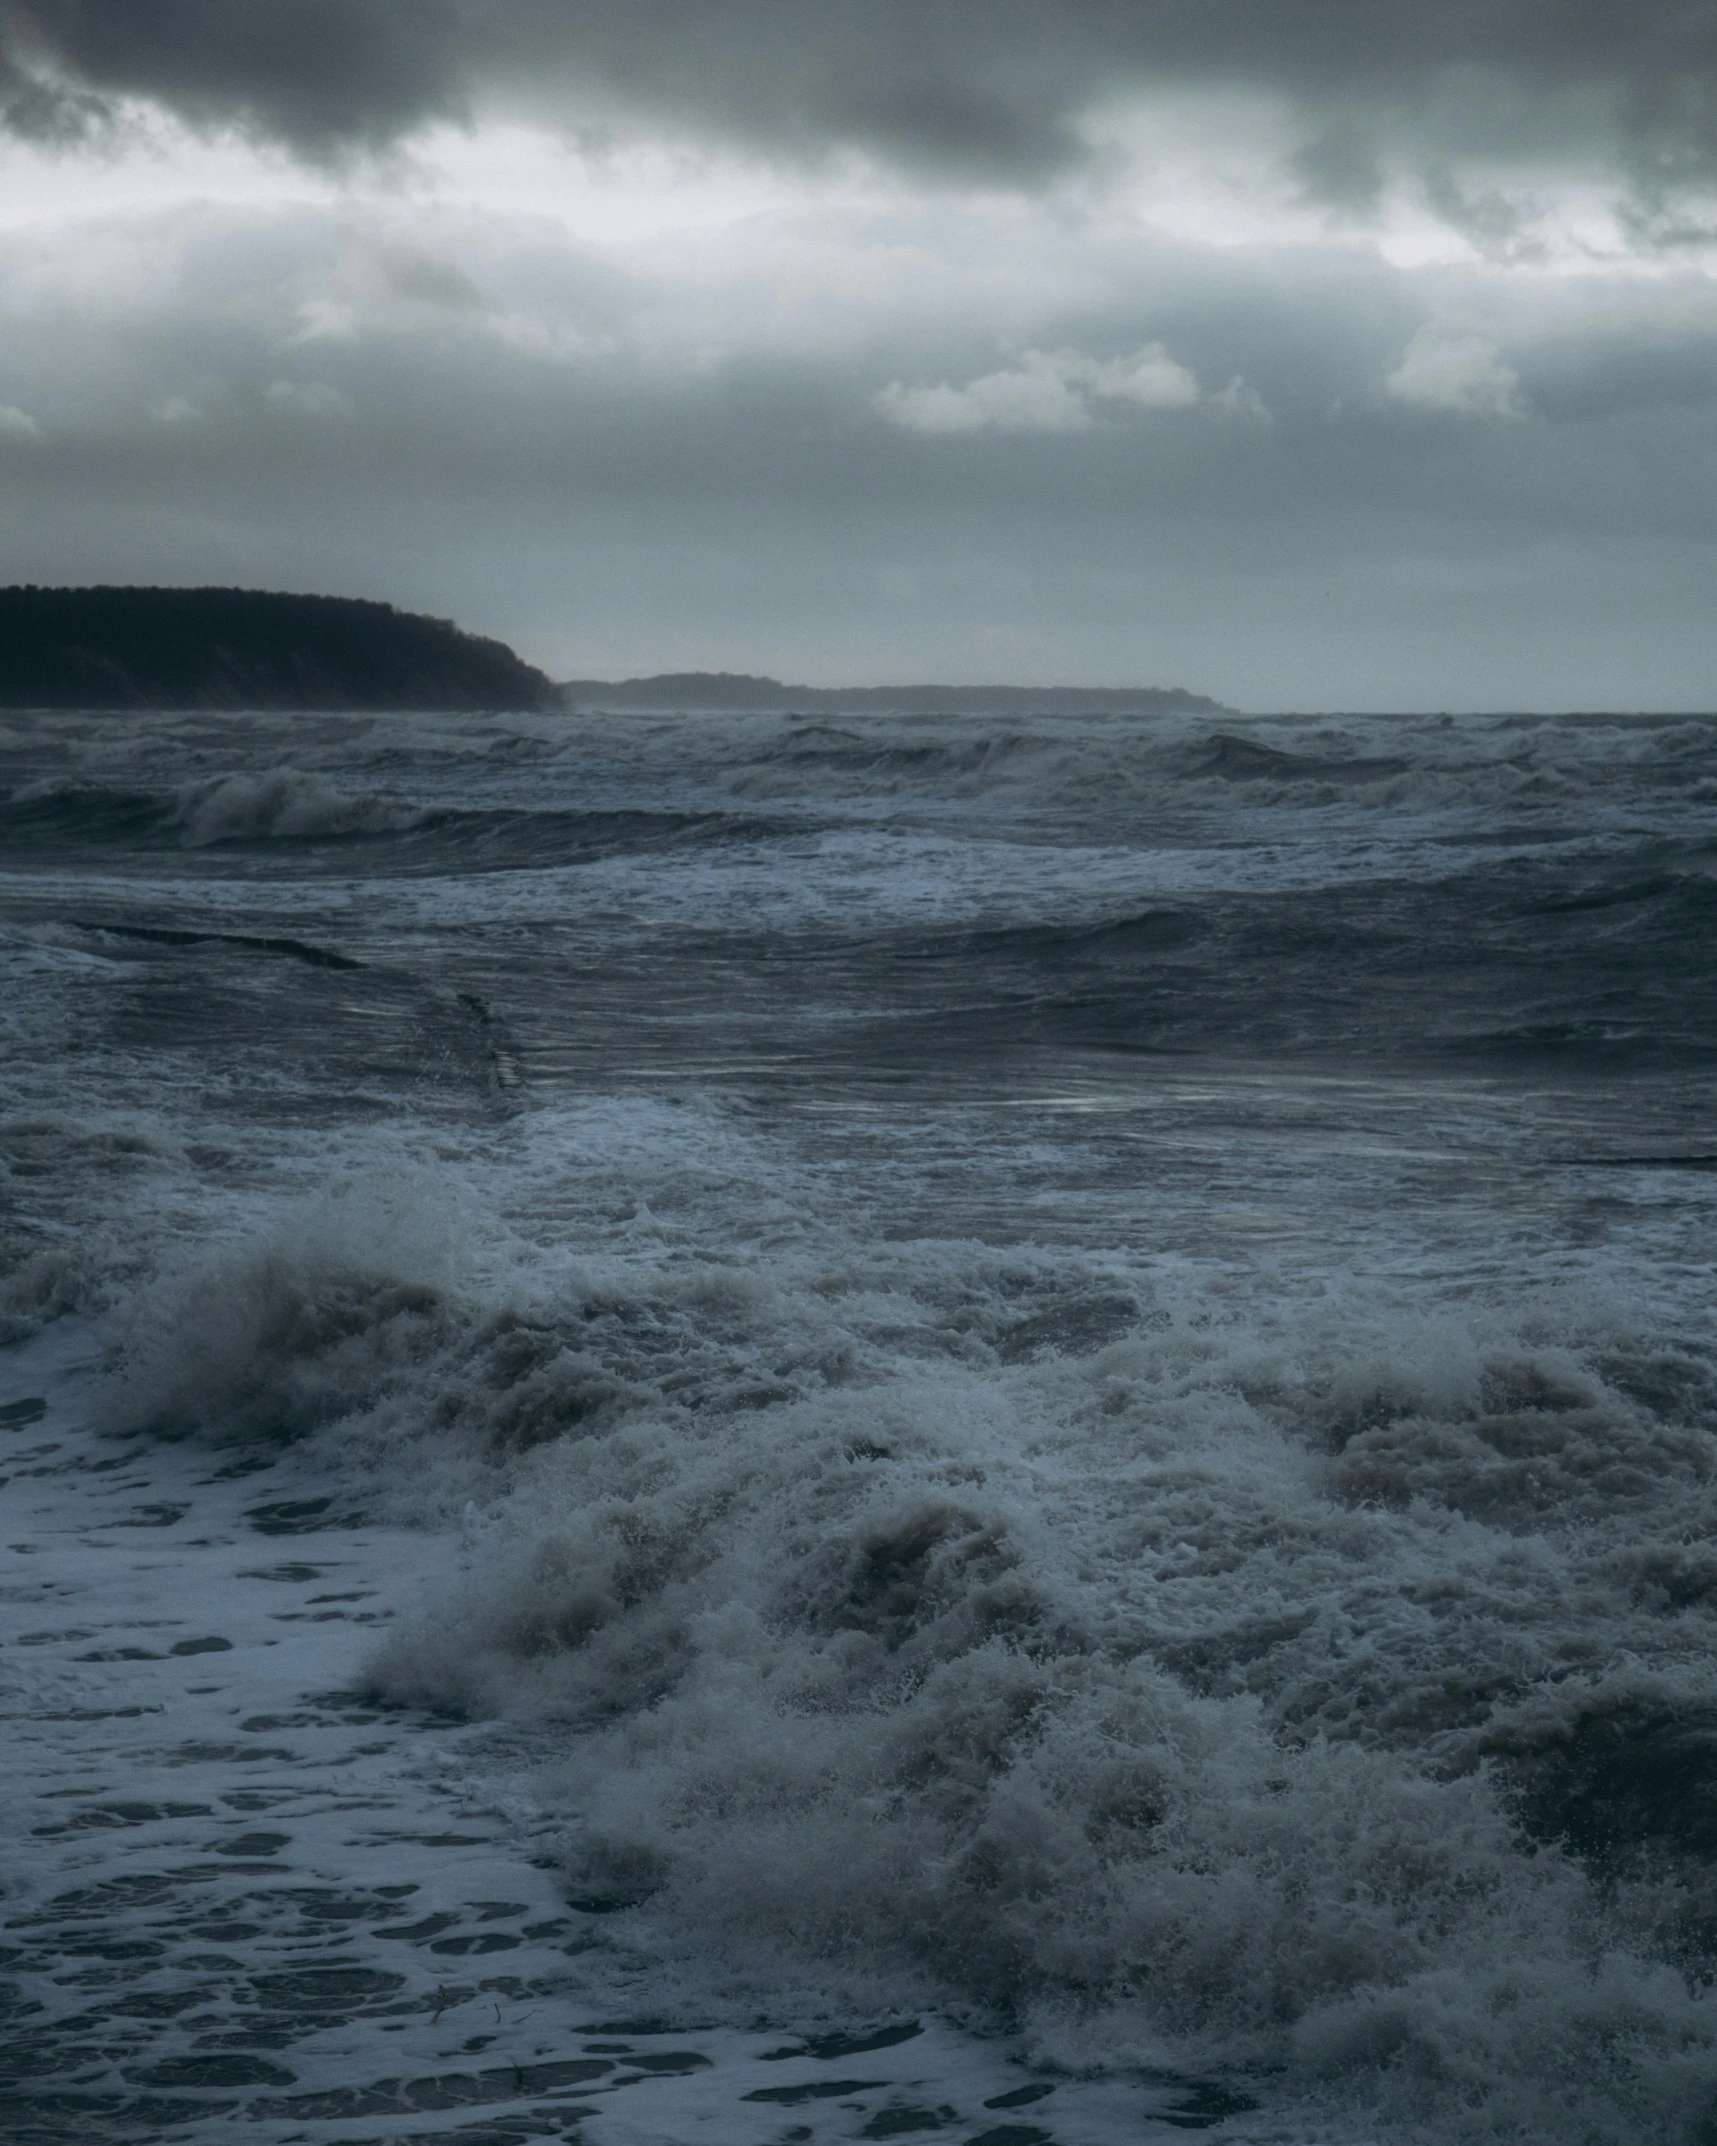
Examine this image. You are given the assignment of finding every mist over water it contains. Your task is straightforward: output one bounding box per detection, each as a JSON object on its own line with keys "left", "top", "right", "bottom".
{"left": 4, "top": 703, "right": 1717, "bottom": 2145}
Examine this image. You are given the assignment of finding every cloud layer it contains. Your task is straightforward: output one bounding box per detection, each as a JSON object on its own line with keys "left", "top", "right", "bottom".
{"left": 7, "top": 0, "right": 1717, "bottom": 209}
{"left": 2, "top": 123, "right": 1715, "bottom": 707}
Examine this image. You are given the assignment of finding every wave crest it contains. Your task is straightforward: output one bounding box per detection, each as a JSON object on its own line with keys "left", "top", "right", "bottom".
{"left": 170, "top": 766, "right": 427, "bottom": 844}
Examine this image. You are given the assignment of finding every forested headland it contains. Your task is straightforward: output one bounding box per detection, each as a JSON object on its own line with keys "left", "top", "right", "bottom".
{"left": 0, "top": 587, "right": 556, "bottom": 711}
{"left": 0, "top": 587, "right": 1223, "bottom": 716}
{"left": 560, "top": 671, "right": 1226, "bottom": 713}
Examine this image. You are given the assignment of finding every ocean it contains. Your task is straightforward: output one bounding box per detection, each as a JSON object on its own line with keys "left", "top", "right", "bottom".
{"left": 3, "top": 702, "right": 1716, "bottom": 2146}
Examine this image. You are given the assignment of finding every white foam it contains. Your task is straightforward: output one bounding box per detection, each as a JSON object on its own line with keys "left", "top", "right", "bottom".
{"left": 170, "top": 766, "right": 428, "bottom": 844}
{"left": 2, "top": 1319, "right": 1357, "bottom": 2145}
{"left": 76, "top": 1164, "right": 1717, "bottom": 2141}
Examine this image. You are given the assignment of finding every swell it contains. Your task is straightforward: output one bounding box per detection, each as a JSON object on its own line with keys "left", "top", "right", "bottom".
{"left": 0, "top": 773, "right": 802, "bottom": 876}
{"left": 711, "top": 854, "right": 1717, "bottom": 1077}
{"left": 1200, "top": 732, "right": 1409, "bottom": 782}
{"left": 75, "top": 918, "right": 365, "bottom": 969}
{"left": 2, "top": 769, "right": 422, "bottom": 849}
{"left": 725, "top": 713, "right": 1717, "bottom": 816}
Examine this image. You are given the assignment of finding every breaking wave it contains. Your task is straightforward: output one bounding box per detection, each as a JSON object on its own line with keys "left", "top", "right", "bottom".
{"left": 0, "top": 769, "right": 801, "bottom": 874}
{"left": 2, "top": 767, "right": 424, "bottom": 847}
{"left": 172, "top": 766, "right": 430, "bottom": 844}
{"left": 96, "top": 1181, "right": 1717, "bottom": 2144}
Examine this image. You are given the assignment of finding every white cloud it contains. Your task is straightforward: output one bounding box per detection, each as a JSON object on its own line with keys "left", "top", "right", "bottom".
{"left": 1383, "top": 328, "right": 1526, "bottom": 416}
{"left": 1071, "top": 344, "right": 1202, "bottom": 409}
{"left": 878, "top": 354, "right": 1094, "bottom": 434}
{"left": 1210, "top": 375, "right": 1272, "bottom": 421}
{"left": 0, "top": 403, "right": 40, "bottom": 438}
{"left": 151, "top": 394, "right": 202, "bottom": 424}
{"left": 877, "top": 342, "right": 1203, "bottom": 435}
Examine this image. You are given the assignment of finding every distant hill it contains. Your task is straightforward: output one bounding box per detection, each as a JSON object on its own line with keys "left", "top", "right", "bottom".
{"left": 558, "top": 671, "right": 1227, "bottom": 715}
{"left": 0, "top": 594, "right": 1224, "bottom": 717}
{"left": 0, "top": 586, "right": 556, "bottom": 711}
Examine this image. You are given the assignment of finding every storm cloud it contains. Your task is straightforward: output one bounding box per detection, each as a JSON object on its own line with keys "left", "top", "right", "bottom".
{"left": 6, "top": 0, "right": 1717, "bottom": 204}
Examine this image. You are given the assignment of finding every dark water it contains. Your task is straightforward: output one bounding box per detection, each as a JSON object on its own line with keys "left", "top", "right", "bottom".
{"left": 3, "top": 704, "right": 1717, "bottom": 2145}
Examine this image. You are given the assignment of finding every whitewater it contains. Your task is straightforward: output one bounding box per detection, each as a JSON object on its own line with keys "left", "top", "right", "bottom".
{"left": 3, "top": 702, "right": 1717, "bottom": 2146}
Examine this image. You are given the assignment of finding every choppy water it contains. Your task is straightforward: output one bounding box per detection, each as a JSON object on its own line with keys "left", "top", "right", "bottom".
{"left": 4, "top": 703, "right": 1717, "bottom": 2146}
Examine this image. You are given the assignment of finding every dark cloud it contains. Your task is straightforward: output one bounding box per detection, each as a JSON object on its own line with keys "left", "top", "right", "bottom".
{"left": 1290, "top": 120, "right": 1386, "bottom": 215}
{"left": 6, "top": 1, "right": 1717, "bottom": 192}
{"left": 2, "top": 0, "right": 467, "bottom": 151}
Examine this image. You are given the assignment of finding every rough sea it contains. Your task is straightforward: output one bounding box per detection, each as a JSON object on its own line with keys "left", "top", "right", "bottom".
{"left": 3, "top": 703, "right": 1716, "bottom": 2146}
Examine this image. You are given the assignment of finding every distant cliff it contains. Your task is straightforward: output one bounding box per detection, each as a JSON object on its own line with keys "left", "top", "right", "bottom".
{"left": 0, "top": 586, "right": 556, "bottom": 711}
{"left": 559, "top": 671, "right": 1228, "bottom": 715}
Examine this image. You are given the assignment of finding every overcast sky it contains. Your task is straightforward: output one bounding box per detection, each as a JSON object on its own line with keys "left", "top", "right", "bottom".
{"left": 3, "top": 3, "right": 1717, "bottom": 708}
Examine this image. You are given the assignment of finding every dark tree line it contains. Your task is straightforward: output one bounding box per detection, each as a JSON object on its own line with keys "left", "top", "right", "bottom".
{"left": 560, "top": 672, "right": 1224, "bottom": 713}
{"left": 0, "top": 587, "right": 555, "bottom": 710}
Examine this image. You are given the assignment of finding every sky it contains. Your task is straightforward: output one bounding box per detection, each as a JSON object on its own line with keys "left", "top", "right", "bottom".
{"left": 2, "top": 4, "right": 1717, "bottom": 709}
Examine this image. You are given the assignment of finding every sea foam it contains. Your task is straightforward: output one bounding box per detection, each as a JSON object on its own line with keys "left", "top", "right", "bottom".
{"left": 93, "top": 1177, "right": 1717, "bottom": 2143}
